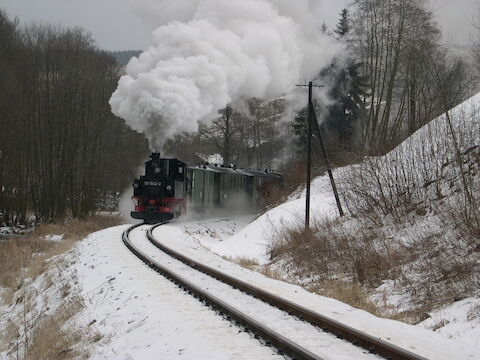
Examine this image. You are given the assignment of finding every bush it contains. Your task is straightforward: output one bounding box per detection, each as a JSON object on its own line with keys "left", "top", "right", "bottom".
{"left": 268, "top": 216, "right": 405, "bottom": 288}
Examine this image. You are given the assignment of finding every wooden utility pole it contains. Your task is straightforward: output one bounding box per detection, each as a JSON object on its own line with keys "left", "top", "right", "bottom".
{"left": 297, "top": 81, "right": 345, "bottom": 231}
{"left": 305, "top": 82, "right": 313, "bottom": 229}
{"left": 310, "top": 102, "right": 345, "bottom": 217}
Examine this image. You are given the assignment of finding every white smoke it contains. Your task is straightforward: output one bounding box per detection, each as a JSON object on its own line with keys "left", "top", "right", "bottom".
{"left": 110, "top": 0, "right": 341, "bottom": 150}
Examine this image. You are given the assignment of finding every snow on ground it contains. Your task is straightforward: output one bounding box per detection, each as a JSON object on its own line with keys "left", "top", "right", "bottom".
{"left": 0, "top": 227, "right": 11, "bottom": 235}
{"left": 23, "top": 218, "right": 470, "bottom": 359}
{"left": 44, "top": 234, "right": 63, "bottom": 242}
{"left": 208, "top": 175, "right": 339, "bottom": 264}
{"left": 131, "top": 225, "right": 382, "bottom": 360}
{"left": 150, "top": 220, "right": 478, "bottom": 359}
{"left": 3, "top": 213, "right": 475, "bottom": 359}
{"left": 2, "top": 218, "right": 477, "bottom": 359}
{"left": 419, "top": 298, "right": 480, "bottom": 349}
{"left": 182, "top": 215, "right": 254, "bottom": 251}
{"left": 74, "top": 225, "right": 283, "bottom": 360}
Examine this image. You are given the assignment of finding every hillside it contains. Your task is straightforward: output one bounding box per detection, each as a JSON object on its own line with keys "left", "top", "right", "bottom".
{"left": 199, "top": 92, "right": 480, "bottom": 346}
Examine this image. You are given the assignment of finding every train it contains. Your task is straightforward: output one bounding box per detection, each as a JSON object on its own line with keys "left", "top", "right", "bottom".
{"left": 131, "top": 153, "right": 282, "bottom": 224}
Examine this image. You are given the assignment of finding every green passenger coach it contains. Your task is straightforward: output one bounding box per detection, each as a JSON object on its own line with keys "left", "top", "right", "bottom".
{"left": 186, "top": 164, "right": 281, "bottom": 210}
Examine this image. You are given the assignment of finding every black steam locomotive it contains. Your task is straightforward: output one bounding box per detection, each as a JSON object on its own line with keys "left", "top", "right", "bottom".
{"left": 131, "top": 154, "right": 187, "bottom": 223}
{"left": 131, "top": 153, "right": 282, "bottom": 224}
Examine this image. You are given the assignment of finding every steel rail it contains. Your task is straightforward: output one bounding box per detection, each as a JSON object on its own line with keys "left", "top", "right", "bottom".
{"left": 146, "top": 224, "right": 429, "bottom": 360}
{"left": 123, "top": 224, "right": 324, "bottom": 360}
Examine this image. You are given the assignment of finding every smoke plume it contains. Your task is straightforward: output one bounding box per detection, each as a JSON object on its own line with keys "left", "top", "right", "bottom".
{"left": 110, "top": 0, "right": 340, "bottom": 150}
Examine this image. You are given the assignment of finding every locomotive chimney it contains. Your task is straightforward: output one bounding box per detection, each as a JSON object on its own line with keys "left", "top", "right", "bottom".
{"left": 151, "top": 153, "right": 161, "bottom": 160}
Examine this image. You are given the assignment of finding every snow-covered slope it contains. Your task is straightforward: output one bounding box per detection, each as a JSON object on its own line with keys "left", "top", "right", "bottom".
{"left": 210, "top": 92, "right": 480, "bottom": 265}
{"left": 193, "top": 92, "right": 480, "bottom": 352}
{"left": 209, "top": 174, "right": 339, "bottom": 264}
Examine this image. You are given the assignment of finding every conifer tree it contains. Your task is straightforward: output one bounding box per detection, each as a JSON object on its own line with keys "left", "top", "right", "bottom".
{"left": 292, "top": 8, "right": 365, "bottom": 155}
{"left": 334, "top": 9, "right": 350, "bottom": 37}
{"left": 323, "top": 9, "right": 366, "bottom": 150}
{"left": 292, "top": 108, "right": 308, "bottom": 154}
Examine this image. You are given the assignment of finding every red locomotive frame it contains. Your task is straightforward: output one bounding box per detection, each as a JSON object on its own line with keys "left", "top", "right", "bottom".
{"left": 132, "top": 196, "right": 186, "bottom": 215}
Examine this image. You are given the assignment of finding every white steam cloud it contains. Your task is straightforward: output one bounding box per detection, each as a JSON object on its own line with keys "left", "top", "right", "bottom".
{"left": 110, "top": 0, "right": 340, "bottom": 150}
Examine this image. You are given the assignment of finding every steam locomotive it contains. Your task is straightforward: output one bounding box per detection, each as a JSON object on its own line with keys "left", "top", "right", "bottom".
{"left": 131, "top": 153, "right": 281, "bottom": 224}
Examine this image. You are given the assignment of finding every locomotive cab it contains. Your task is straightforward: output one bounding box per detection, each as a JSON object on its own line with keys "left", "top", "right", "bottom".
{"left": 131, "top": 153, "right": 187, "bottom": 224}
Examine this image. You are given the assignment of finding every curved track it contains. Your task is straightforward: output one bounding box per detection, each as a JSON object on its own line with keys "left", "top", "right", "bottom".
{"left": 123, "top": 223, "right": 428, "bottom": 360}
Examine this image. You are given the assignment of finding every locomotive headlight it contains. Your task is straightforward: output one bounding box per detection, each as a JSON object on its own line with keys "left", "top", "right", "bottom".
{"left": 133, "top": 183, "right": 138, "bottom": 188}
{"left": 154, "top": 167, "right": 160, "bottom": 174}
{"left": 166, "top": 185, "right": 172, "bottom": 191}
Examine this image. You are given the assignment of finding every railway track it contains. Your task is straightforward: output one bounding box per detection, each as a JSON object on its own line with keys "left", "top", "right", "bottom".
{"left": 123, "top": 223, "right": 428, "bottom": 360}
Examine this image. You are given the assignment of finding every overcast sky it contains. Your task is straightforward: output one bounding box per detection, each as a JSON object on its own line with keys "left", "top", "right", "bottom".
{"left": 0, "top": 0, "right": 477, "bottom": 51}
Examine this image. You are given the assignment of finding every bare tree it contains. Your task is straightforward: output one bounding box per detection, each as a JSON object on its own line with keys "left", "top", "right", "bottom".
{"left": 242, "top": 98, "right": 285, "bottom": 168}
{"left": 197, "top": 99, "right": 286, "bottom": 169}
{"left": 198, "top": 105, "right": 241, "bottom": 165}
{"left": 350, "top": 0, "right": 466, "bottom": 153}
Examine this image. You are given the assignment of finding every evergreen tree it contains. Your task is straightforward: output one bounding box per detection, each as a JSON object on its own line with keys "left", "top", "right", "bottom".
{"left": 292, "top": 8, "right": 365, "bottom": 154}
{"left": 334, "top": 9, "right": 350, "bottom": 37}
{"left": 292, "top": 108, "right": 308, "bottom": 154}
{"left": 322, "top": 61, "right": 366, "bottom": 148}
{"left": 322, "top": 9, "right": 366, "bottom": 150}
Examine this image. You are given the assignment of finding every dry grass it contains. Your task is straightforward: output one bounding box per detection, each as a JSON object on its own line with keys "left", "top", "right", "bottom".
{"left": 258, "top": 265, "right": 284, "bottom": 281}
{"left": 307, "top": 281, "right": 382, "bottom": 316}
{"left": 23, "top": 297, "right": 86, "bottom": 360}
{"left": 399, "top": 222, "right": 480, "bottom": 310}
{"left": 2, "top": 251, "right": 108, "bottom": 359}
{"left": 268, "top": 216, "right": 405, "bottom": 288}
{"left": 0, "top": 216, "right": 119, "bottom": 359}
{"left": 223, "top": 256, "right": 285, "bottom": 280}
{"left": 0, "top": 215, "right": 123, "bottom": 292}
{"left": 265, "top": 199, "right": 479, "bottom": 322}
{"left": 1, "top": 287, "right": 14, "bottom": 305}
{"left": 265, "top": 217, "right": 395, "bottom": 316}
{"left": 3, "top": 280, "right": 99, "bottom": 360}
{"left": 306, "top": 281, "right": 429, "bottom": 324}
{"left": 223, "top": 256, "right": 259, "bottom": 270}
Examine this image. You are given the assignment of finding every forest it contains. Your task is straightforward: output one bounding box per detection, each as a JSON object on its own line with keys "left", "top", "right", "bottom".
{"left": 0, "top": 10, "right": 147, "bottom": 226}
{"left": 1, "top": 0, "right": 479, "bottom": 227}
